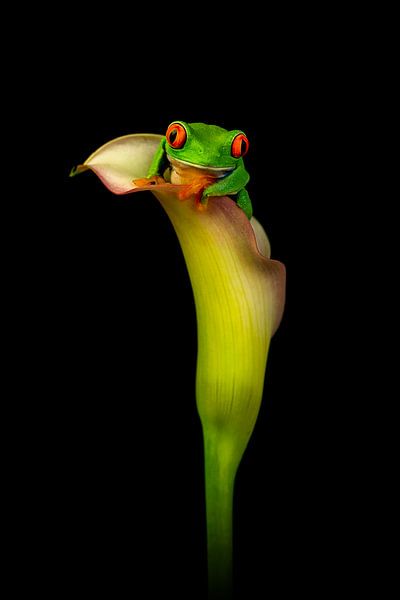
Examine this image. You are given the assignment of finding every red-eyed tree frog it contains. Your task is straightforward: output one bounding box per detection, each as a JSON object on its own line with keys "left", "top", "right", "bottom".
{"left": 134, "top": 121, "right": 253, "bottom": 219}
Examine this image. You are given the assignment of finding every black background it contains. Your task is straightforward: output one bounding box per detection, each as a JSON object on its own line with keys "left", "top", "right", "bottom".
{"left": 11, "top": 11, "right": 377, "bottom": 599}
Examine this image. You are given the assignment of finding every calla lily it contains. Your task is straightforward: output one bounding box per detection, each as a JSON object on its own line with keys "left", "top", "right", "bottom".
{"left": 71, "top": 133, "right": 286, "bottom": 598}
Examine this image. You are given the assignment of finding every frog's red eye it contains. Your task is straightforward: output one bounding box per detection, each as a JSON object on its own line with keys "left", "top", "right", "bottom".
{"left": 231, "top": 133, "right": 249, "bottom": 158}
{"left": 166, "top": 123, "right": 187, "bottom": 149}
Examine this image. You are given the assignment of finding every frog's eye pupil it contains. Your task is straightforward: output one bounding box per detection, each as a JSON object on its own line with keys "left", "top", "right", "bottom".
{"left": 166, "top": 122, "right": 187, "bottom": 149}
{"left": 231, "top": 133, "right": 249, "bottom": 158}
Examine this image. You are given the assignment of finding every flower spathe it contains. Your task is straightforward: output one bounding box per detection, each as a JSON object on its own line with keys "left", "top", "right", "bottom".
{"left": 72, "top": 133, "right": 286, "bottom": 597}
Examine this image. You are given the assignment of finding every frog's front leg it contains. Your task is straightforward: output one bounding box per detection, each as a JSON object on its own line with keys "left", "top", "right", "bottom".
{"left": 133, "top": 137, "right": 168, "bottom": 187}
{"left": 202, "top": 163, "right": 250, "bottom": 199}
{"left": 202, "top": 164, "right": 252, "bottom": 219}
{"left": 147, "top": 137, "right": 167, "bottom": 177}
{"left": 235, "top": 188, "right": 253, "bottom": 220}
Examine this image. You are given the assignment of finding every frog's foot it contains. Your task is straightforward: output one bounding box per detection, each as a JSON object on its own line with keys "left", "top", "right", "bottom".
{"left": 133, "top": 175, "right": 165, "bottom": 187}
{"left": 179, "top": 184, "right": 207, "bottom": 210}
{"left": 178, "top": 177, "right": 214, "bottom": 210}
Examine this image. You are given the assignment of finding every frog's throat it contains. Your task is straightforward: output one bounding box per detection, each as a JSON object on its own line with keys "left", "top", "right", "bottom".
{"left": 168, "top": 156, "right": 234, "bottom": 176}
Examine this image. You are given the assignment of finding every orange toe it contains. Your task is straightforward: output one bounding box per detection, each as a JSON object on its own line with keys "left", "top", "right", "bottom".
{"left": 133, "top": 175, "right": 165, "bottom": 187}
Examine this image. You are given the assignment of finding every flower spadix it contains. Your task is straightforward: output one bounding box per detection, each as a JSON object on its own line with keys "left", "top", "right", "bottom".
{"left": 72, "top": 132, "right": 286, "bottom": 598}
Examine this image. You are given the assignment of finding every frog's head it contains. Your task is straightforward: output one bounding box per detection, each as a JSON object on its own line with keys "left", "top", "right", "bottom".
{"left": 164, "top": 121, "right": 249, "bottom": 172}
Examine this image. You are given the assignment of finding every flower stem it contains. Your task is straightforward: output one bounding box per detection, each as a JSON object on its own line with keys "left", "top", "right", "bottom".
{"left": 203, "top": 429, "right": 239, "bottom": 599}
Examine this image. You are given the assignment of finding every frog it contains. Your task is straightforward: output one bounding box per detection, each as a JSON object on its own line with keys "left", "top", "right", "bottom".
{"left": 133, "top": 121, "right": 253, "bottom": 220}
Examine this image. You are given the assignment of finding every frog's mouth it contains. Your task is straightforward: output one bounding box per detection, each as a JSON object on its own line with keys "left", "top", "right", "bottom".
{"left": 168, "top": 156, "right": 234, "bottom": 177}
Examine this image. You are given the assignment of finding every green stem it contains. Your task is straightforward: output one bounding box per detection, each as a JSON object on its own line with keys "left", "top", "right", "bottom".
{"left": 204, "top": 430, "right": 239, "bottom": 600}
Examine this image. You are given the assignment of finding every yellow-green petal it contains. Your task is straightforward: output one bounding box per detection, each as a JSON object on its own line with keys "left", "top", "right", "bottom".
{"left": 153, "top": 190, "right": 285, "bottom": 463}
